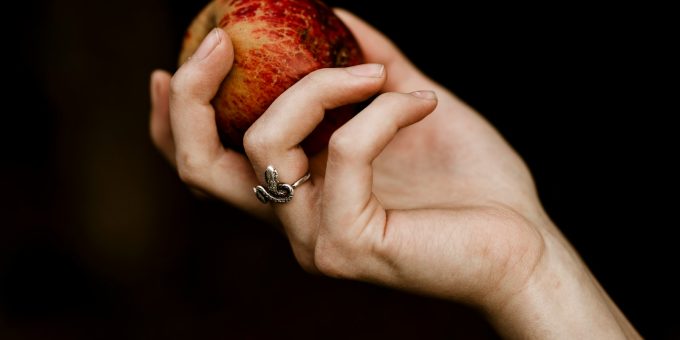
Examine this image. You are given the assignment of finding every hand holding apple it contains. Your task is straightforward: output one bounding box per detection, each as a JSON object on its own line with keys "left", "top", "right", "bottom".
{"left": 149, "top": 8, "right": 639, "bottom": 339}
{"left": 179, "top": 0, "right": 363, "bottom": 154}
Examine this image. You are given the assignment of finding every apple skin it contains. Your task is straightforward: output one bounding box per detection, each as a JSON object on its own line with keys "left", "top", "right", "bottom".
{"left": 179, "top": 0, "right": 364, "bottom": 155}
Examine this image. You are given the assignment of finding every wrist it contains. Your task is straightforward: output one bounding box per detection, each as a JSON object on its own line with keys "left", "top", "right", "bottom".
{"left": 484, "top": 229, "right": 639, "bottom": 339}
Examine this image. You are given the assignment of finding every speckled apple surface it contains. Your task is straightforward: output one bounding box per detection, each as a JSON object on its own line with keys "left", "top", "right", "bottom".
{"left": 180, "top": 0, "right": 364, "bottom": 154}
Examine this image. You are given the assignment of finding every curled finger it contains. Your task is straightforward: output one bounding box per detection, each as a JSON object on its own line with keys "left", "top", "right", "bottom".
{"left": 243, "top": 64, "right": 386, "bottom": 270}
{"left": 316, "top": 90, "right": 438, "bottom": 277}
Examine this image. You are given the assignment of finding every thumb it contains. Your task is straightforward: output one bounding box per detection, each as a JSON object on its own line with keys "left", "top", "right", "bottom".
{"left": 169, "top": 28, "right": 233, "bottom": 170}
{"left": 334, "top": 9, "right": 432, "bottom": 92}
{"left": 172, "top": 28, "right": 234, "bottom": 102}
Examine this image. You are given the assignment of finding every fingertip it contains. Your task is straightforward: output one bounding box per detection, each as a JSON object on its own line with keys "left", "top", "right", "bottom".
{"left": 332, "top": 8, "right": 358, "bottom": 24}
{"left": 333, "top": 8, "right": 378, "bottom": 47}
{"left": 172, "top": 28, "right": 233, "bottom": 101}
{"left": 345, "top": 63, "right": 385, "bottom": 78}
{"left": 151, "top": 69, "right": 170, "bottom": 82}
{"left": 360, "top": 91, "right": 438, "bottom": 132}
{"left": 150, "top": 69, "right": 171, "bottom": 114}
{"left": 409, "top": 90, "right": 437, "bottom": 101}
{"left": 149, "top": 69, "right": 171, "bottom": 103}
{"left": 190, "top": 28, "right": 234, "bottom": 68}
{"left": 408, "top": 90, "right": 439, "bottom": 121}
{"left": 193, "top": 28, "right": 221, "bottom": 61}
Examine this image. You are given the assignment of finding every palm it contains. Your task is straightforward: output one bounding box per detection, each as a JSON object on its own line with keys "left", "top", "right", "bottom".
{"left": 371, "top": 88, "right": 537, "bottom": 214}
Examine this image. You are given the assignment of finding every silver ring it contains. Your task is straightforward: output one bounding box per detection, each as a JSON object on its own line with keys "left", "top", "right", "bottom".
{"left": 253, "top": 165, "right": 311, "bottom": 204}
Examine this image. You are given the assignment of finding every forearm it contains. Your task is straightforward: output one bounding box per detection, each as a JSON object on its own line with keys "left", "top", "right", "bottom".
{"left": 486, "top": 226, "right": 640, "bottom": 339}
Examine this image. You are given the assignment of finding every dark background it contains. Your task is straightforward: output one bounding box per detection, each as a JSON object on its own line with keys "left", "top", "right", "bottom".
{"left": 2, "top": 0, "right": 676, "bottom": 338}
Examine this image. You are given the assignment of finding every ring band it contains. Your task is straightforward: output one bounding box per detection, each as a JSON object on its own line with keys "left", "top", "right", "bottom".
{"left": 253, "top": 165, "right": 310, "bottom": 204}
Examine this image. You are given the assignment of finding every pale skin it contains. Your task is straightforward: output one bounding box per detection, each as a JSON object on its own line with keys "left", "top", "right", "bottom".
{"left": 149, "top": 9, "right": 640, "bottom": 339}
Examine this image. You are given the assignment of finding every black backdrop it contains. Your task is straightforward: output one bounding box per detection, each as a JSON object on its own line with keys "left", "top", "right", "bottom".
{"left": 2, "top": 0, "right": 676, "bottom": 338}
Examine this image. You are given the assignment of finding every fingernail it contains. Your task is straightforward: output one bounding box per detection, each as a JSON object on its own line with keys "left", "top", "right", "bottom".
{"left": 410, "top": 90, "right": 437, "bottom": 100}
{"left": 193, "top": 28, "right": 221, "bottom": 61}
{"left": 346, "top": 63, "right": 384, "bottom": 77}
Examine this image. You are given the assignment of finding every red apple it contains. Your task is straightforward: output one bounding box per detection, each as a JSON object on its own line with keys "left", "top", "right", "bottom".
{"left": 179, "top": 0, "right": 364, "bottom": 155}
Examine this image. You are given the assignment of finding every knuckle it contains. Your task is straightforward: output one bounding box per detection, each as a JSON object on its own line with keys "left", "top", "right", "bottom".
{"left": 313, "top": 254, "right": 339, "bottom": 278}
{"left": 289, "top": 245, "right": 321, "bottom": 275}
{"left": 168, "top": 74, "right": 184, "bottom": 97}
{"left": 328, "top": 129, "right": 356, "bottom": 160}
{"left": 242, "top": 128, "right": 269, "bottom": 156}
{"left": 297, "top": 257, "right": 320, "bottom": 275}
{"left": 313, "top": 235, "right": 361, "bottom": 279}
{"left": 300, "top": 68, "right": 332, "bottom": 86}
{"left": 175, "top": 152, "right": 207, "bottom": 187}
{"left": 313, "top": 243, "right": 344, "bottom": 278}
{"left": 293, "top": 68, "right": 337, "bottom": 97}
